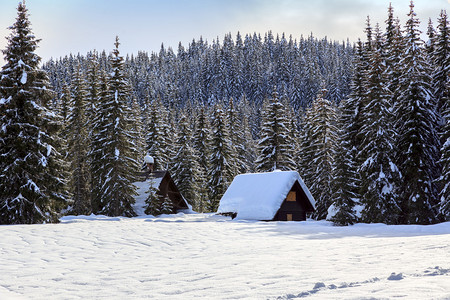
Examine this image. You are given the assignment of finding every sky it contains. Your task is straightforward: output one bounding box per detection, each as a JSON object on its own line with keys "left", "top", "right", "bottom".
{"left": 0, "top": 0, "right": 449, "bottom": 65}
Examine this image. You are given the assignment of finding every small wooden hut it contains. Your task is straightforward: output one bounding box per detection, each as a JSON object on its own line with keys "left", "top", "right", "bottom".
{"left": 150, "top": 170, "right": 189, "bottom": 213}
{"left": 217, "top": 171, "right": 315, "bottom": 221}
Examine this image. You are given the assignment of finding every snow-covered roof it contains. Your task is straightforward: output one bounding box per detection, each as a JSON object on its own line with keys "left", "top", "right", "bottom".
{"left": 217, "top": 171, "right": 316, "bottom": 220}
{"left": 144, "top": 155, "right": 154, "bottom": 164}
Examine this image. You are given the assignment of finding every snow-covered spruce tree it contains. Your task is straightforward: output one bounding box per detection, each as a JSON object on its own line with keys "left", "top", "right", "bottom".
{"left": 435, "top": 10, "right": 450, "bottom": 220}
{"left": 283, "top": 94, "right": 300, "bottom": 170}
{"left": 434, "top": 11, "right": 450, "bottom": 215}
{"left": 426, "top": 18, "right": 436, "bottom": 60}
{"left": 349, "top": 40, "right": 369, "bottom": 166}
{"left": 85, "top": 52, "right": 103, "bottom": 212}
{"left": 146, "top": 97, "right": 170, "bottom": 170}
{"left": 130, "top": 97, "right": 146, "bottom": 158}
{"left": 144, "top": 174, "right": 162, "bottom": 216}
{"left": 85, "top": 51, "right": 101, "bottom": 138}
{"left": 163, "top": 108, "right": 178, "bottom": 172}
{"left": 300, "top": 88, "right": 338, "bottom": 220}
{"left": 66, "top": 66, "right": 91, "bottom": 215}
{"left": 0, "top": 2, "right": 67, "bottom": 224}
{"left": 384, "top": 6, "right": 404, "bottom": 107}
{"left": 394, "top": 2, "right": 441, "bottom": 224}
{"left": 160, "top": 195, "right": 174, "bottom": 215}
{"left": 59, "top": 83, "right": 71, "bottom": 126}
{"left": 439, "top": 106, "right": 450, "bottom": 220}
{"left": 55, "top": 82, "right": 72, "bottom": 196}
{"left": 433, "top": 10, "right": 450, "bottom": 117}
{"left": 226, "top": 98, "right": 244, "bottom": 175}
{"left": 298, "top": 106, "right": 315, "bottom": 192}
{"left": 207, "top": 104, "right": 234, "bottom": 211}
{"left": 255, "top": 89, "right": 296, "bottom": 172}
{"left": 358, "top": 27, "right": 401, "bottom": 224}
{"left": 192, "top": 106, "right": 210, "bottom": 212}
{"left": 329, "top": 41, "right": 367, "bottom": 226}
{"left": 96, "top": 37, "right": 139, "bottom": 217}
{"left": 329, "top": 98, "right": 359, "bottom": 226}
{"left": 237, "top": 95, "right": 257, "bottom": 172}
{"left": 89, "top": 71, "right": 109, "bottom": 213}
{"left": 171, "top": 114, "right": 200, "bottom": 207}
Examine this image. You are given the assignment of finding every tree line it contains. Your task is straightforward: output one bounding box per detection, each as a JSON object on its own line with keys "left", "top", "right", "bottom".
{"left": 0, "top": 1, "right": 448, "bottom": 225}
{"left": 327, "top": 3, "right": 449, "bottom": 225}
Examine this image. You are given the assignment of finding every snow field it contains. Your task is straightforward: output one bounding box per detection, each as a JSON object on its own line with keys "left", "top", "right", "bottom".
{"left": 0, "top": 214, "right": 449, "bottom": 299}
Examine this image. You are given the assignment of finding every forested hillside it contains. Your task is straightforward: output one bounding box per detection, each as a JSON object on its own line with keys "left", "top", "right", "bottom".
{"left": 44, "top": 32, "right": 354, "bottom": 111}
{"left": 40, "top": 28, "right": 356, "bottom": 216}
{"left": 1, "top": 1, "right": 448, "bottom": 225}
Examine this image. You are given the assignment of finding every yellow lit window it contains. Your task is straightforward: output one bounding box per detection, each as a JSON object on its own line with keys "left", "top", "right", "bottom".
{"left": 287, "top": 191, "right": 296, "bottom": 202}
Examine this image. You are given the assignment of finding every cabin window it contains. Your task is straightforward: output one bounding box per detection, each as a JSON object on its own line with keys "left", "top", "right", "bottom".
{"left": 286, "top": 214, "right": 293, "bottom": 221}
{"left": 287, "top": 191, "right": 296, "bottom": 202}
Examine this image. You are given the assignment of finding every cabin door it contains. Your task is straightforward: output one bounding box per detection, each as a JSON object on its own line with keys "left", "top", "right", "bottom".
{"left": 286, "top": 213, "right": 293, "bottom": 221}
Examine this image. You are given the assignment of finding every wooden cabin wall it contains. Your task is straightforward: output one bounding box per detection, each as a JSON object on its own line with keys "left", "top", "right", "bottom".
{"left": 273, "top": 181, "right": 310, "bottom": 221}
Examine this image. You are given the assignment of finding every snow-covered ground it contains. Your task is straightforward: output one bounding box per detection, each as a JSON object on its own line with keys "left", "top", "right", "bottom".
{"left": 1, "top": 214, "right": 449, "bottom": 299}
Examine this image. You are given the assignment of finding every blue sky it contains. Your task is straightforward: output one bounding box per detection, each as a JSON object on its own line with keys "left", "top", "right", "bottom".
{"left": 0, "top": 0, "right": 448, "bottom": 64}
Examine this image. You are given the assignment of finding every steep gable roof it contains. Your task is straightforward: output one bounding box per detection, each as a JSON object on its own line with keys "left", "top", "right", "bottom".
{"left": 217, "top": 171, "right": 315, "bottom": 220}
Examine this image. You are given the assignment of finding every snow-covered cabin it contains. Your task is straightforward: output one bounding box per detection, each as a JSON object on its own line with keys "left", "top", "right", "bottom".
{"left": 134, "top": 170, "right": 190, "bottom": 216}
{"left": 217, "top": 171, "right": 315, "bottom": 221}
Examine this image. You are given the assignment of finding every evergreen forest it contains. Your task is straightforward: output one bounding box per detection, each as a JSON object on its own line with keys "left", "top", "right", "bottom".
{"left": 0, "top": 1, "right": 449, "bottom": 225}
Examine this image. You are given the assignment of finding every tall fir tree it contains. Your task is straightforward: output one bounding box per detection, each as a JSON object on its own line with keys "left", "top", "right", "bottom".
{"left": 255, "top": 89, "right": 296, "bottom": 172}
{"left": 426, "top": 18, "right": 437, "bottom": 60}
{"left": 226, "top": 98, "right": 244, "bottom": 176}
{"left": 85, "top": 51, "right": 101, "bottom": 204}
{"left": 146, "top": 97, "right": 170, "bottom": 170}
{"left": 298, "top": 107, "right": 315, "bottom": 194}
{"left": 329, "top": 41, "right": 367, "bottom": 225}
{"left": 96, "top": 37, "right": 139, "bottom": 217}
{"left": 299, "top": 88, "right": 338, "bottom": 220}
{"left": 171, "top": 114, "right": 200, "bottom": 207}
{"left": 394, "top": 2, "right": 440, "bottom": 224}
{"left": 130, "top": 97, "right": 146, "bottom": 159}
{"left": 358, "top": 27, "right": 401, "bottom": 224}
{"left": 56, "top": 82, "right": 72, "bottom": 200}
{"left": 237, "top": 96, "right": 257, "bottom": 172}
{"left": 89, "top": 71, "right": 109, "bottom": 213}
{"left": 85, "top": 51, "right": 101, "bottom": 137}
{"left": 207, "top": 104, "right": 234, "bottom": 211}
{"left": 66, "top": 66, "right": 91, "bottom": 215}
{"left": 384, "top": 6, "right": 404, "bottom": 110}
{"left": 433, "top": 10, "right": 450, "bottom": 117}
{"left": 192, "top": 106, "right": 210, "bottom": 212}
{"left": 329, "top": 98, "right": 359, "bottom": 226}
{"left": 144, "top": 174, "right": 162, "bottom": 216}
{"left": 350, "top": 40, "right": 369, "bottom": 172}
{"left": 440, "top": 105, "right": 450, "bottom": 220}
{"left": 435, "top": 10, "right": 450, "bottom": 220}
{"left": 59, "top": 83, "right": 71, "bottom": 126}
{"left": 0, "top": 2, "right": 67, "bottom": 224}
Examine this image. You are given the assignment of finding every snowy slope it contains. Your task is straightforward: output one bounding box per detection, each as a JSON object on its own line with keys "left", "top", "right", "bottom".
{"left": 0, "top": 215, "right": 449, "bottom": 299}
